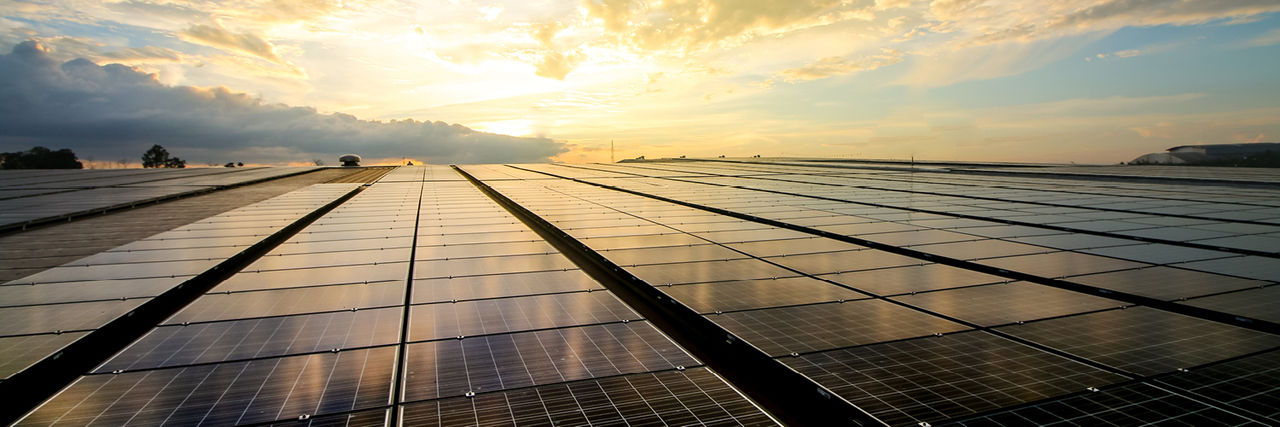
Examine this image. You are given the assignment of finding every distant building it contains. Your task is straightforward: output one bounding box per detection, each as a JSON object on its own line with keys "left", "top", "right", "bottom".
{"left": 1131, "top": 142, "right": 1280, "bottom": 164}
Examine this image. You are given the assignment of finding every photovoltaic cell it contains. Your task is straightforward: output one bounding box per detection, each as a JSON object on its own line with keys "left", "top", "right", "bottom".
{"left": 979, "top": 252, "right": 1148, "bottom": 279}
{"left": 69, "top": 246, "right": 244, "bottom": 265}
{"left": 0, "top": 277, "right": 177, "bottom": 307}
{"left": 0, "top": 332, "right": 87, "bottom": 379}
{"left": 0, "top": 299, "right": 147, "bottom": 336}
{"left": 997, "top": 307, "right": 1280, "bottom": 376}
{"left": 857, "top": 228, "right": 979, "bottom": 246}
{"left": 1008, "top": 233, "right": 1138, "bottom": 251}
{"left": 722, "top": 237, "right": 866, "bottom": 257}
{"left": 9, "top": 260, "right": 214, "bottom": 285}
{"left": 261, "top": 409, "right": 388, "bottom": 427}
{"left": 628, "top": 259, "right": 799, "bottom": 285}
{"left": 910, "top": 239, "right": 1050, "bottom": 261}
{"left": 1078, "top": 244, "right": 1238, "bottom": 265}
{"left": 712, "top": 299, "right": 969, "bottom": 356}
{"left": 98, "top": 307, "right": 403, "bottom": 372}
{"left": 400, "top": 367, "right": 776, "bottom": 426}
{"left": 818, "top": 263, "right": 1006, "bottom": 296}
{"left": 1175, "top": 256, "right": 1280, "bottom": 282}
{"left": 661, "top": 276, "right": 868, "bottom": 313}
{"left": 414, "top": 240, "right": 555, "bottom": 260}
{"left": 403, "top": 322, "right": 696, "bottom": 400}
{"left": 939, "top": 382, "right": 1265, "bottom": 426}
{"left": 417, "top": 230, "right": 540, "bottom": 246}
{"left": 1068, "top": 267, "right": 1267, "bottom": 300}
{"left": 764, "top": 249, "right": 923, "bottom": 275}
{"left": 411, "top": 269, "right": 604, "bottom": 303}
{"left": 407, "top": 292, "right": 639, "bottom": 341}
{"left": 1181, "top": 286, "right": 1280, "bottom": 323}
{"left": 20, "top": 347, "right": 395, "bottom": 426}
{"left": 1155, "top": 350, "right": 1280, "bottom": 423}
{"left": 244, "top": 247, "right": 412, "bottom": 271}
{"left": 166, "top": 281, "right": 405, "bottom": 324}
{"left": 598, "top": 244, "right": 748, "bottom": 266}
{"left": 577, "top": 233, "right": 707, "bottom": 250}
{"left": 784, "top": 331, "right": 1128, "bottom": 425}
{"left": 413, "top": 252, "right": 578, "bottom": 279}
{"left": 891, "top": 282, "right": 1122, "bottom": 326}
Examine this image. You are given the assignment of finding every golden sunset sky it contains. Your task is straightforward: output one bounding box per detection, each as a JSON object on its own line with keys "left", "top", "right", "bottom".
{"left": 2, "top": 0, "right": 1280, "bottom": 164}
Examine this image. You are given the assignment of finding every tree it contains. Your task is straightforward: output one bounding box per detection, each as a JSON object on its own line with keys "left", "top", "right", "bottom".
{"left": 0, "top": 146, "right": 83, "bottom": 169}
{"left": 141, "top": 144, "right": 186, "bottom": 168}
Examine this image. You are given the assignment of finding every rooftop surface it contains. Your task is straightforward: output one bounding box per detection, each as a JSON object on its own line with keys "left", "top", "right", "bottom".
{"left": 0, "top": 161, "right": 1277, "bottom": 426}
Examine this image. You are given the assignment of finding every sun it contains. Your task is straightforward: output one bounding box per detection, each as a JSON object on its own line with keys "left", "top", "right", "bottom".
{"left": 471, "top": 119, "right": 536, "bottom": 137}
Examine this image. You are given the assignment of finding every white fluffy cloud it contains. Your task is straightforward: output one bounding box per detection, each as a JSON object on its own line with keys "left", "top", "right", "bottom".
{"left": 0, "top": 41, "right": 566, "bottom": 164}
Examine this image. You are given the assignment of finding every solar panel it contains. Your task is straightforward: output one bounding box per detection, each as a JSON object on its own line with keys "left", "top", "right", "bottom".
{"left": 941, "top": 382, "right": 1265, "bottom": 426}
{"left": 892, "top": 281, "right": 1122, "bottom": 326}
{"left": 1182, "top": 286, "right": 1280, "bottom": 323}
{"left": 1155, "top": 350, "right": 1280, "bottom": 423}
{"left": 712, "top": 300, "right": 970, "bottom": 356}
{"left": 400, "top": 367, "right": 775, "bottom": 426}
{"left": 784, "top": 330, "right": 1128, "bottom": 425}
{"left": 11, "top": 169, "right": 777, "bottom": 426}
{"left": 0, "top": 168, "right": 321, "bottom": 231}
{"left": 6, "top": 160, "right": 1280, "bottom": 425}
{"left": 402, "top": 321, "right": 695, "bottom": 400}
{"left": 23, "top": 347, "right": 397, "bottom": 425}
{"left": 997, "top": 307, "right": 1280, "bottom": 376}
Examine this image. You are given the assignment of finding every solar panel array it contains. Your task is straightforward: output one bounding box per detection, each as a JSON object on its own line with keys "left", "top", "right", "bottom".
{"left": 0, "top": 167, "right": 317, "bottom": 231}
{"left": 3, "top": 160, "right": 1278, "bottom": 426}
{"left": 0, "top": 183, "right": 359, "bottom": 380}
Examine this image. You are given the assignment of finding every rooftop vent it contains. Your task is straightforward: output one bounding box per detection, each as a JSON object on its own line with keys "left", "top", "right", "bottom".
{"left": 338, "top": 154, "right": 361, "bottom": 167}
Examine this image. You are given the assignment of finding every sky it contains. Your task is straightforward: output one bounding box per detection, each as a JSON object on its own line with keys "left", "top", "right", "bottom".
{"left": 2, "top": 0, "right": 1280, "bottom": 165}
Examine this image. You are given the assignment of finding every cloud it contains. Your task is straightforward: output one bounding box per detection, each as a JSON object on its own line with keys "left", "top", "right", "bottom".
{"left": 100, "top": 45, "right": 185, "bottom": 63}
{"left": 179, "top": 22, "right": 286, "bottom": 64}
{"left": 256, "top": 0, "right": 343, "bottom": 23}
{"left": 0, "top": 41, "right": 567, "bottom": 164}
{"left": 934, "top": 0, "right": 1280, "bottom": 46}
{"left": 876, "top": 0, "right": 914, "bottom": 10}
{"left": 478, "top": 5, "right": 504, "bottom": 22}
{"left": 581, "top": 0, "right": 850, "bottom": 53}
{"left": 1052, "top": 0, "right": 1280, "bottom": 30}
{"left": 7, "top": 35, "right": 185, "bottom": 65}
{"left": 767, "top": 49, "right": 904, "bottom": 84}
{"left": 534, "top": 50, "right": 581, "bottom": 80}
{"left": 1247, "top": 27, "right": 1280, "bottom": 47}
{"left": 896, "top": 32, "right": 1104, "bottom": 87}
{"left": 528, "top": 21, "right": 581, "bottom": 80}
{"left": 1111, "top": 48, "right": 1141, "bottom": 57}
{"left": 1089, "top": 48, "right": 1143, "bottom": 61}
{"left": 980, "top": 93, "right": 1206, "bottom": 119}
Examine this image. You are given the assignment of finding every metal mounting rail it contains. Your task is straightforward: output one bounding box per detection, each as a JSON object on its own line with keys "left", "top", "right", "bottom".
{"left": 389, "top": 168, "right": 427, "bottom": 426}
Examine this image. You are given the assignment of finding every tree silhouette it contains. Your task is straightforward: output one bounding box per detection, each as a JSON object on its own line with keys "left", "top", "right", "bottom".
{"left": 141, "top": 145, "right": 186, "bottom": 168}
{"left": 0, "top": 146, "right": 83, "bottom": 169}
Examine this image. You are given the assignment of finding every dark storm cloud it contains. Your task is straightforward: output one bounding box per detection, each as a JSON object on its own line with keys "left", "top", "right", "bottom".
{"left": 0, "top": 41, "right": 567, "bottom": 164}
